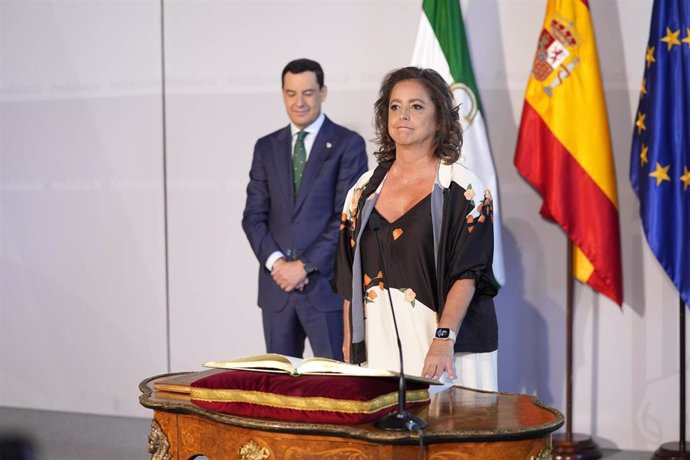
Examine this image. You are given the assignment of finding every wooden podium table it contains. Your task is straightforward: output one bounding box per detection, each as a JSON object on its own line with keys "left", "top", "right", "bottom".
{"left": 140, "top": 371, "right": 563, "bottom": 460}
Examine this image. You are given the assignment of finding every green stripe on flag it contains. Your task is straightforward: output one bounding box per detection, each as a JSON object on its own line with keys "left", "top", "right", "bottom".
{"left": 422, "top": 0, "right": 482, "bottom": 113}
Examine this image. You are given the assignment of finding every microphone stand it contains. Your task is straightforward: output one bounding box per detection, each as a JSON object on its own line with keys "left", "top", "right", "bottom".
{"left": 369, "top": 214, "right": 427, "bottom": 431}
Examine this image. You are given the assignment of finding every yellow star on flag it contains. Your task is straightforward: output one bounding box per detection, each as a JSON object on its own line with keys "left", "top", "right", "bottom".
{"left": 680, "top": 166, "right": 690, "bottom": 191}
{"left": 640, "top": 144, "right": 649, "bottom": 166}
{"left": 649, "top": 162, "right": 671, "bottom": 186}
{"left": 646, "top": 46, "right": 656, "bottom": 68}
{"left": 681, "top": 28, "right": 690, "bottom": 49}
{"left": 636, "top": 112, "right": 647, "bottom": 134}
{"left": 640, "top": 78, "right": 647, "bottom": 96}
{"left": 661, "top": 27, "right": 681, "bottom": 50}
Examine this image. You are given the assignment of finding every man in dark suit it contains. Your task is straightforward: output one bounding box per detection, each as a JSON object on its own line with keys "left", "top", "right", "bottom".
{"left": 242, "top": 58, "right": 368, "bottom": 360}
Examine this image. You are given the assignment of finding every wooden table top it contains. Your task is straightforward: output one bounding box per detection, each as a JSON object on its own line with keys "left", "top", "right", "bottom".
{"left": 139, "top": 370, "right": 563, "bottom": 445}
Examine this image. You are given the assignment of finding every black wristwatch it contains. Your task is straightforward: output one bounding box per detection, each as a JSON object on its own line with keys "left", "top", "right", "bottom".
{"left": 302, "top": 260, "right": 317, "bottom": 275}
{"left": 434, "top": 328, "right": 457, "bottom": 343}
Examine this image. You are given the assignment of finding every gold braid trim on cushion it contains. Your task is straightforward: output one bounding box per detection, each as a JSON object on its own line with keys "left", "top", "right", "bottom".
{"left": 191, "top": 388, "right": 429, "bottom": 414}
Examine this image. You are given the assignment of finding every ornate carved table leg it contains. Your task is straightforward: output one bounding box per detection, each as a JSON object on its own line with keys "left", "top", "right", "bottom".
{"left": 147, "top": 419, "right": 172, "bottom": 460}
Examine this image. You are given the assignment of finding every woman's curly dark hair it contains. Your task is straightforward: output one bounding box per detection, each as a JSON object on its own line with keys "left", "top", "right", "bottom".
{"left": 372, "top": 67, "right": 462, "bottom": 164}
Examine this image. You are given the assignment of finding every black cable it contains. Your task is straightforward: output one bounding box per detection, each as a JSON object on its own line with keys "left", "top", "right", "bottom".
{"left": 369, "top": 213, "right": 427, "bottom": 431}
{"left": 416, "top": 427, "right": 426, "bottom": 460}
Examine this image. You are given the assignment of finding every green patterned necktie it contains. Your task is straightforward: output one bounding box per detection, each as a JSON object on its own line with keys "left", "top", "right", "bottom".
{"left": 293, "top": 131, "right": 308, "bottom": 196}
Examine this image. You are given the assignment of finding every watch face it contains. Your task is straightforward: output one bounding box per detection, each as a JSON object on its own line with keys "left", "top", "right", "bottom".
{"left": 435, "top": 328, "right": 450, "bottom": 339}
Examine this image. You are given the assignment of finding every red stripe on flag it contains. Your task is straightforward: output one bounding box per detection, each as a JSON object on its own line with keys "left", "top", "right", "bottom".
{"left": 514, "top": 101, "right": 622, "bottom": 305}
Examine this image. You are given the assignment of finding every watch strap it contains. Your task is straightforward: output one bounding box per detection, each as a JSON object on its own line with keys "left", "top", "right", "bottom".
{"left": 434, "top": 328, "right": 457, "bottom": 343}
{"left": 301, "top": 260, "right": 317, "bottom": 274}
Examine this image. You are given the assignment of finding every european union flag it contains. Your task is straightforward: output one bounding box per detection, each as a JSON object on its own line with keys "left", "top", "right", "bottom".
{"left": 630, "top": 0, "right": 690, "bottom": 306}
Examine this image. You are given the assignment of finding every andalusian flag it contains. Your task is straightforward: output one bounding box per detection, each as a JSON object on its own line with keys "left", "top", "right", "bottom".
{"left": 630, "top": 0, "right": 690, "bottom": 306}
{"left": 412, "top": 0, "right": 506, "bottom": 286}
{"left": 514, "top": 0, "right": 623, "bottom": 305}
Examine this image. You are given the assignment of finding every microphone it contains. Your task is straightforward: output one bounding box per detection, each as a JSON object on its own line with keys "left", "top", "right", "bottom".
{"left": 368, "top": 213, "right": 427, "bottom": 431}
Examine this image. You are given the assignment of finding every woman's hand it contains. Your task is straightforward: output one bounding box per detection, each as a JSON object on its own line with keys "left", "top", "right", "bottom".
{"left": 424, "top": 279, "right": 475, "bottom": 379}
{"left": 422, "top": 339, "right": 456, "bottom": 380}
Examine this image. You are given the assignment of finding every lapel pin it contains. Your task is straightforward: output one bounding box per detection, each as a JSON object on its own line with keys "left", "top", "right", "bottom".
{"left": 326, "top": 142, "right": 332, "bottom": 149}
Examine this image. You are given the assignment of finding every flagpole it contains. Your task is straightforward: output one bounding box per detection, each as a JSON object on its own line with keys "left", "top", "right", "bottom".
{"left": 566, "top": 237, "right": 574, "bottom": 440}
{"left": 652, "top": 295, "right": 688, "bottom": 459}
{"left": 681, "top": 296, "right": 686, "bottom": 453}
{"left": 551, "top": 239, "right": 602, "bottom": 460}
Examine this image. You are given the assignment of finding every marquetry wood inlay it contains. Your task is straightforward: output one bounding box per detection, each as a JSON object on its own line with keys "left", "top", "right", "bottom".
{"left": 283, "top": 445, "right": 371, "bottom": 459}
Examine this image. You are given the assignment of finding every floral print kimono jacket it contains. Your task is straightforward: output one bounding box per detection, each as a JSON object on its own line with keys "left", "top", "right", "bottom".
{"left": 332, "top": 159, "right": 499, "bottom": 368}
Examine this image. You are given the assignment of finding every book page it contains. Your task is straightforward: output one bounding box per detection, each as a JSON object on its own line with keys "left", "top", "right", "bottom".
{"left": 202, "top": 354, "right": 441, "bottom": 385}
{"left": 297, "top": 358, "right": 441, "bottom": 384}
{"left": 297, "top": 357, "right": 395, "bottom": 377}
{"left": 204, "top": 353, "right": 301, "bottom": 374}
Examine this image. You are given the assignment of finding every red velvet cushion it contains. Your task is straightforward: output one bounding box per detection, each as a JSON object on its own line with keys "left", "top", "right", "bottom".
{"left": 190, "top": 370, "right": 429, "bottom": 424}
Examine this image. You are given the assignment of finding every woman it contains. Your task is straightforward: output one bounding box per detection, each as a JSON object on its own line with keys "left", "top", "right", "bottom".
{"left": 332, "top": 67, "right": 499, "bottom": 391}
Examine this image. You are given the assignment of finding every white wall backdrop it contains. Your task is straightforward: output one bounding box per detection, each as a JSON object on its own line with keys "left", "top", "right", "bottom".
{"left": 0, "top": 0, "right": 169, "bottom": 415}
{"left": 1, "top": 0, "right": 687, "bottom": 451}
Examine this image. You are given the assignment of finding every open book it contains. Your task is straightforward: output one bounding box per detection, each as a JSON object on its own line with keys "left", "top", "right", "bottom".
{"left": 204, "top": 353, "right": 442, "bottom": 385}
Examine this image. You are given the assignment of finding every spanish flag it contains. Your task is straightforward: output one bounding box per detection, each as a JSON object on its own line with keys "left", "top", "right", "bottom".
{"left": 514, "top": 0, "right": 623, "bottom": 305}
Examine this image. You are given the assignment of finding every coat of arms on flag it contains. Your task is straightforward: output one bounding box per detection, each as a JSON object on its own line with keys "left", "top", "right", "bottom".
{"left": 450, "top": 82, "right": 478, "bottom": 126}
{"left": 531, "top": 16, "right": 581, "bottom": 96}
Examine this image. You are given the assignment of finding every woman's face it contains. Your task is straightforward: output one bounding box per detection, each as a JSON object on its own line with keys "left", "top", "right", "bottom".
{"left": 387, "top": 79, "right": 438, "bottom": 150}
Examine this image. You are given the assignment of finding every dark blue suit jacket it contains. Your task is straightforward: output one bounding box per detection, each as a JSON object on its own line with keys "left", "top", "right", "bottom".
{"left": 242, "top": 116, "right": 368, "bottom": 313}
